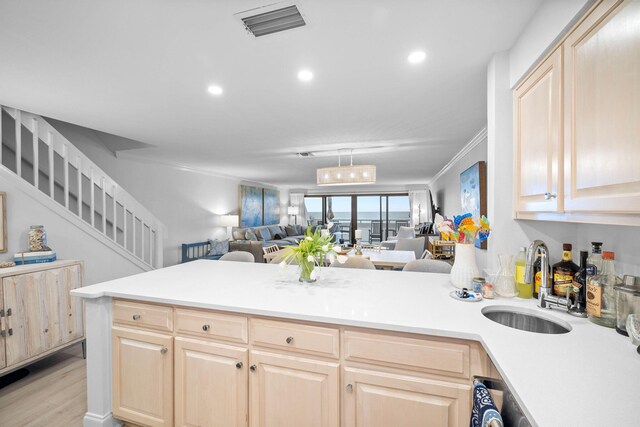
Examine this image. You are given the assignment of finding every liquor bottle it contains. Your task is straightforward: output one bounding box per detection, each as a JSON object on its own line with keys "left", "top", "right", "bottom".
{"left": 587, "top": 242, "right": 603, "bottom": 279}
{"left": 552, "top": 243, "right": 579, "bottom": 297}
{"left": 569, "top": 250, "right": 589, "bottom": 317}
{"left": 533, "top": 252, "right": 550, "bottom": 299}
{"left": 515, "top": 247, "right": 531, "bottom": 299}
{"left": 586, "top": 251, "right": 620, "bottom": 328}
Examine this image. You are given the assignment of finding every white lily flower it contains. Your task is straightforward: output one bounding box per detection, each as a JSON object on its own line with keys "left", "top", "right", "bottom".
{"left": 337, "top": 255, "right": 348, "bottom": 264}
{"left": 306, "top": 236, "right": 313, "bottom": 241}
{"left": 307, "top": 255, "right": 315, "bottom": 263}
{"left": 310, "top": 268, "right": 317, "bottom": 280}
{"left": 322, "top": 244, "right": 329, "bottom": 252}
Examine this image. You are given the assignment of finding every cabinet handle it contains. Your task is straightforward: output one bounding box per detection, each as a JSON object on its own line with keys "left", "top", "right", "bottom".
{"left": 160, "top": 347, "right": 168, "bottom": 354}
{"left": 346, "top": 384, "right": 353, "bottom": 392}
{"left": 544, "top": 192, "right": 557, "bottom": 200}
{"left": 286, "top": 336, "right": 294, "bottom": 344}
{"left": 250, "top": 364, "right": 257, "bottom": 372}
{"left": 202, "top": 324, "right": 210, "bottom": 332}
{"left": 236, "top": 362, "right": 243, "bottom": 369}
{"left": 132, "top": 314, "right": 141, "bottom": 321}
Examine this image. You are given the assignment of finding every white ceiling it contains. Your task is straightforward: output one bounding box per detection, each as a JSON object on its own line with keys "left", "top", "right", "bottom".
{"left": 0, "top": 0, "right": 541, "bottom": 189}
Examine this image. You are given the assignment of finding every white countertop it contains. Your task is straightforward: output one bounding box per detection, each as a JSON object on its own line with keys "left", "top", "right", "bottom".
{"left": 73, "top": 260, "right": 640, "bottom": 427}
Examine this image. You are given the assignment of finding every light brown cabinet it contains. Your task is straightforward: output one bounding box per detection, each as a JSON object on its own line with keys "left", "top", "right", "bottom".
{"left": 342, "top": 367, "right": 471, "bottom": 427}
{"left": 111, "top": 299, "right": 495, "bottom": 427}
{"left": 174, "top": 337, "right": 248, "bottom": 427}
{"left": 0, "top": 261, "right": 84, "bottom": 376}
{"left": 514, "top": 0, "right": 640, "bottom": 225}
{"left": 112, "top": 326, "right": 173, "bottom": 427}
{"left": 514, "top": 48, "right": 563, "bottom": 214}
{"left": 249, "top": 350, "right": 339, "bottom": 427}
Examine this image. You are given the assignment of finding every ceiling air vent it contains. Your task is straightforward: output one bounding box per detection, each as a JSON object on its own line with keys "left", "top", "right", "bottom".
{"left": 240, "top": 4, "right": 306, "bottom": 37}
{"left": 296, "top": 152, "right": 315, "bottom": 158}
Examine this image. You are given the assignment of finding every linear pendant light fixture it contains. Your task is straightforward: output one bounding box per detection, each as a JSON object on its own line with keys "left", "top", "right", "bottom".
{"left": 316, "top": 150, "right": 376, "bottom": 186}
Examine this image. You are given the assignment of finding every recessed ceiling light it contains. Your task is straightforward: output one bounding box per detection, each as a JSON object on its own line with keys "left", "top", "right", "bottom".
{"left": 207, "top": 85, "right": 223, "bottom": 95}
{"left": 297, "top": 69, "right": 313, "bottom": 82}
{"left": 408, "top": 51, "right": 426, "bottom": 64}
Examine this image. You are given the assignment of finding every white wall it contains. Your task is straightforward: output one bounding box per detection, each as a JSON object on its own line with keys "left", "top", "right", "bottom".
{"left": 0, "top": 172, "right": 145, "bottom": 285}
{"left": 484, "top": 0, "right": 640, "bottom": 276}
{"left": 48, "top": 119, "right": 286, "bottom": 266}
{"left": 429, "top": 134, "right": 489, "bottom": 270}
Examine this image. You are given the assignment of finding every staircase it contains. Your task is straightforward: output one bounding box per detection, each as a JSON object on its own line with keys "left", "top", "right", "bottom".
{"left": 0, "top": 105, "right": 163, "bottom": 270}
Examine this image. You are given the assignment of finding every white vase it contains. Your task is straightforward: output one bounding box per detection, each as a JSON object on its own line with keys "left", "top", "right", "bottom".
{"left": 450, "top": 243, "right": 480, "bottom": 289}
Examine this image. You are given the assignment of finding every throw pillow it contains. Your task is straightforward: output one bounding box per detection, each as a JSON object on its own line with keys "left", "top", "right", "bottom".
{"left": 285, "top": 225, "right": 297, "bottom": 236}
{"left": 397, "top": 226, "right": 415, "bottom": 239}
{"left": 295, "top": 224, "right": 304, "bottom": 235}
{"left": 232, "top": 229, "right": 246, "bottom": 240}
{"left": 208, "top": 239, "right": 229, "bottom": 256}
{"left": 273, "top": 232, "right": 286, "bottom": 239}
{"left": 258, "top": 227, "right": 272, "bottom": 241}
{"left": 269, "top": 225, "right": 283, "bottom": 236}
{"left": 245, "top": 229, "right": 258, "bottom": 241}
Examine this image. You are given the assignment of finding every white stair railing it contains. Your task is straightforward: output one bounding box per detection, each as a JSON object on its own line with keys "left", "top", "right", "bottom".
{"left": 1, "top": 105, "right": 163, "bottom": 269}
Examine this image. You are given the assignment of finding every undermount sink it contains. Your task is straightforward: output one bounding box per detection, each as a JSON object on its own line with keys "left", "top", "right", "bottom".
{"left": 482, "top": 305, "right": 572, "bottom": 334}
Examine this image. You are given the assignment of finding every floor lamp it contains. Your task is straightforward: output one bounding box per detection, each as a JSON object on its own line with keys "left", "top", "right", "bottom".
{"left": 287, "top": 206, "right": 299, "bottom": 225}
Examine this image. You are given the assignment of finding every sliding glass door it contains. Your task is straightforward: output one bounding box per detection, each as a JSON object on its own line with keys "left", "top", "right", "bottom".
{"left": 304, "top": 194, "right": 410, "bottom": 244}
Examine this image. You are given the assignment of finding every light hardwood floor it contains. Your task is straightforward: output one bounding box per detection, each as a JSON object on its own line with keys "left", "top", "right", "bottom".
{"left": 0, "top": 343, "right": 86, "bottom": 427}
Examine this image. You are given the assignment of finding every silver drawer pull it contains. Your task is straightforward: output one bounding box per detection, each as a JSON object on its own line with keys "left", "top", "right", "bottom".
{"left": 250, "top": 364, "right": 257, "bottom": 372}
{"left": 286, "top": 336, "right": 294, "bottom": 344}
{"left": 132, "top": 314, "right": 141, "bottom": 321}
{"left": 160, "top": 347, "right": 168, "bottom": 354}
{"left": 202, "top": 324, "right": 210, "bottom": 332}
{"left": 544, "top": 192, "right": 557, "bottom": 200}
{"left": 346, "top": 384, "right": 353, "bottom": 392}
{"left": 236, "top": 362, "right": 243, "bottom": 369}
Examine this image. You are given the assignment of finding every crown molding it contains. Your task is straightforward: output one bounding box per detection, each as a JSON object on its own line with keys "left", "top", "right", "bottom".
{"left": 428, "top": 127, "right": 487, "bottom": 185}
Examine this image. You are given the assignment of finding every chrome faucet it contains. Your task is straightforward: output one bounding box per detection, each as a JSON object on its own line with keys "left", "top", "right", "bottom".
{"left": 524, "top": 240, "right": 572, "bottom": 312}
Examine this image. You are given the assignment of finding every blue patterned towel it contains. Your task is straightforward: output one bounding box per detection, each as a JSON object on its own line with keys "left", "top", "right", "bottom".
{"left": 470, "top": 380, "right": 504, "bottom": 427}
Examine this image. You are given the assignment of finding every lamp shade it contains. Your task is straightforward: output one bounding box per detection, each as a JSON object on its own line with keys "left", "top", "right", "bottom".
{"left": 219, "top": 215, "right": 239, "bottom": 227}
{"left": 317, "top": 165, "right": 376, "bottom": 186}
{"left": 287, "top": 206, "right": 299, "bottom": 215}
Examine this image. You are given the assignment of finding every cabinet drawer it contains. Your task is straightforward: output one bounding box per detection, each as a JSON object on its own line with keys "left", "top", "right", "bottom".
{"left": 343, "top": 330, "right": 472, "bottom": 379}
{"left": 250, "top": 318, "right": 339, "bottom": 359}
{"left": 113, "top": 300, "right": 173, "bottom": 332}
{"left": 175, "top": 308, "right": 248, "bottom": 344}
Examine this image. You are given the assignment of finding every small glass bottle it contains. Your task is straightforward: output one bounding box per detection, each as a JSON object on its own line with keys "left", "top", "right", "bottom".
{"left": 586, "top": 251, "right": 620, "bottom": 327}
{"left": 28, "top": 225, "right": 47, "bottom": 252}
{"left": 515, "top": 247, "right": 531, "bottom": 299}
{"left": 553, "top": 243, "right": 579, "bottom": 296}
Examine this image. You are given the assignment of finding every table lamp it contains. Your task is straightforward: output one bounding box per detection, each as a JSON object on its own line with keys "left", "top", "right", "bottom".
{"left": 219, "top": 215, "right": 239, "bottom": 240}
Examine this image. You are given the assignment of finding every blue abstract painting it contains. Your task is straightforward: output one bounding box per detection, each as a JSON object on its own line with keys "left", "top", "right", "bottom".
{"left": 460, "top": 161, "right": 486, "bottom": 249}
{"left": 263, "top": 188, "right": 280, "bottom": 225}
{"left": 240, "top": 185, "right": 263, "bottom": 228}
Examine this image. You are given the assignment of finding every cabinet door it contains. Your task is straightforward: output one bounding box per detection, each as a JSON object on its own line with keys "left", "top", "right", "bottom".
{"left": 563, "top": 0, "right": 640, "bottom": 216}
{"left": 175, "top": 337, "right": 248, "bottom": 427}
{"left": 112, "top": 326, "right": 173, "bottom": 427}
{"left": 0, "top": 284, "right": 5, "bottom": 369}
{"left": 249, "top": 350, "right": 339, "bottom": 427}
{"left": 3, "top": 264, "right": 84, "bottom": 366}
{"left": 514, "top": 48, "right": 563, "bottom": 213}
{"left": 343, "top": 367, "right": 471, "bottom": 427}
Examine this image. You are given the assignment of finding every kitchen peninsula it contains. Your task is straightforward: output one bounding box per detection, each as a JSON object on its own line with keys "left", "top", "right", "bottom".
{"left": 73, "top": 260, "right": 639, "bottom": 427}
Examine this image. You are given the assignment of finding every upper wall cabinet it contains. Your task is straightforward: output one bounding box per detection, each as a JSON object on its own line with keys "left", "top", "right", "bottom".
{"left": 514, "top": 48, "right": 563, "bottom": 214}
{"left": 514, "top": 0, "right": 640, "bottom": 226}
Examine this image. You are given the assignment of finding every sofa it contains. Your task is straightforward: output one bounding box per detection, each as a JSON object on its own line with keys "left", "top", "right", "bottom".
{"left": 231, "top": 223, "right": 336, "bottom": 248}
